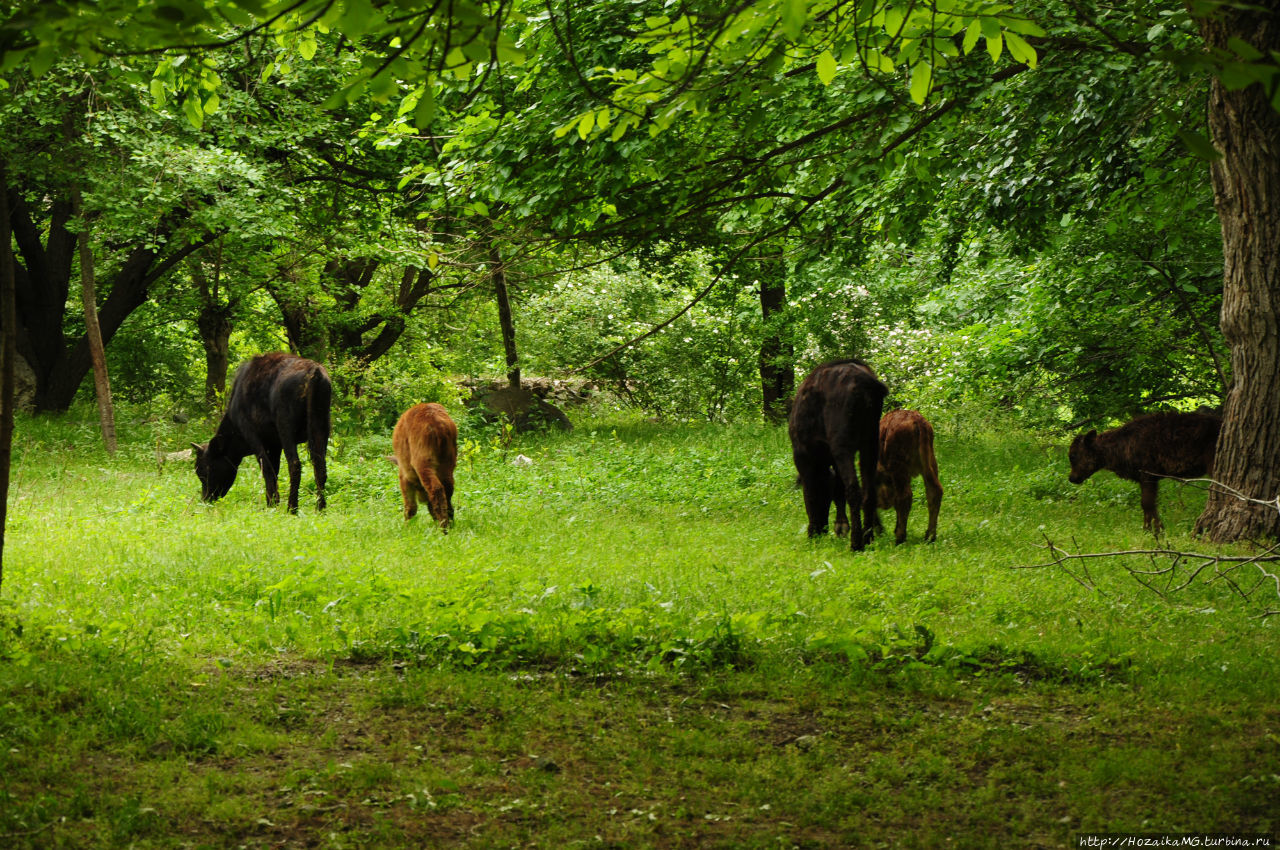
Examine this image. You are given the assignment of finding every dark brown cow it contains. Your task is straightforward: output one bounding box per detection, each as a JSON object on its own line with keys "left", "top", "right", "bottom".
{"left": 875, "top": 409, "right": 943, "bottom": 544}
{"left": 1068, "top": 411, "right": 1221, "bottom": 533}
{"left": 789, "top": 359, "right": 888, "bottom": 550}
{"left": 193, "top": 352, "right": 330, "bottom": 513}
{"left": 392, "top": 403, "right": 458, "bottom": 529}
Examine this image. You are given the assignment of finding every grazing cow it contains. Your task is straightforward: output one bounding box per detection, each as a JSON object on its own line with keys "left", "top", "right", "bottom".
{"left": 875, "top": 409, "right": 943, "bottom": 544}
{"left": 193, "top": 352, "right": 330, "bottom": 513}
{"left": 1068, "top": 411, "right": 1221, "bottom": 533}
{"left": 391, "top": 403, "right": 458, "bottom": 529}
{"left": 789, "top": 359, "right": 888, "bottom": 550}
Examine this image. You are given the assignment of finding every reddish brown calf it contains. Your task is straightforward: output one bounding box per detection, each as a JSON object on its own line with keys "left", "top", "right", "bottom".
{"left": 875, "top": 409, "right": 943, "bottom": 544}
{"left": 1067, "top": 411, "right": 1221, "bottom": 534}
{"left": 392, "top": 403, "right": 458, "bottom": 529}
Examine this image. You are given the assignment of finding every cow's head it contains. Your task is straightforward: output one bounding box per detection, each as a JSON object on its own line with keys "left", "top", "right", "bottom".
{"left": 1067, "top": 429, "right": 1100, "bottom": 484}
{"left": 192, "top": 438, "right": 239, "bottom": 502}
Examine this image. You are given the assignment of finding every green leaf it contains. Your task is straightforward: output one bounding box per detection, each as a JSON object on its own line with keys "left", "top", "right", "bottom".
{"left": 962, "top": 20, "right": 981, "bottom": 55}
{"left": 1227, "top": 36, "right": 1263, "bottom": 61}
{"left": 1003, "top": 31, "right": 1036, "bottom": 67}
{"left": 203, "top": 93, "right": 220, "bottom": 115}
{"left": 816, "top": 49, "right": 837, "bottom": 85}
{"left": 577, "top": 110, "right": 595, "bottom": 140}
{"left": 1175, "top": 128, "right": 1222, "bottom": 161}
{"left": 782, "top": 0, "right": 807, "bottom": 40}
{"left": 339, "top": 0, "right": 376, "bottom": 40}
{"left": 182, "top": 95, "right": 204, "bottom": 129}
{"left": 413, "top": 88, "right": 436, "bottom": 129}
{"left": 28, "top": 45, "right": 57, "bottom": 78}
{"left": 298, "top": 32, "right": 317, "bottom": 61}
{"left": 909, "top": 62, "right": 932, "bottom": 104}
{"left": 985, "top": 32, "right": 1003, "bottom": 63}
{"left": 149, "top": 78, "right": 167, "bottom": 104}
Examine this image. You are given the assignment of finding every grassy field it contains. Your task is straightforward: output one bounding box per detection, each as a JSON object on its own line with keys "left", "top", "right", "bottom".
{"left": 0, "top": 407, "right": 1276, "bottom": 848}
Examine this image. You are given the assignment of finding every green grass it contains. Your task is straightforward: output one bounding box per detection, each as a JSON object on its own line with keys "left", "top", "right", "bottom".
{"left": 0, "top": 408, "right": 1276, "bottom": 847}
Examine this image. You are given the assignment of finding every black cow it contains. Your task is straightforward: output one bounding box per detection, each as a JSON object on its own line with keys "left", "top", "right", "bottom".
{"left": 193, "top": 352, "right": 331, "bottom": 513}
{"left": 1068, "top": 411, "right": 1221, "bottom": 534}
{"left": 789, "top": 359, "right": 888, "bottom": 550}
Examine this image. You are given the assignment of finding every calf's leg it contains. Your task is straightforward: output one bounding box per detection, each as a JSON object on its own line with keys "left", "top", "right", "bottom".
{"left": 891, "top": 472, "right": 912, "bottom": 545}
{"left": 921, "top": 453, "right": 943, "bottom": 543}
{"left": 1140, "top": 477, "right": 1163, "bottom": 535}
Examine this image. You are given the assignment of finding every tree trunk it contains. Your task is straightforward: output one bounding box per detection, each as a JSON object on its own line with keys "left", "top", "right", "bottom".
{"left": 490, "top": 244, "right": 520, "bottom": 391}
{"left": 1194, "top": 7, "right": 1280, "bottom": 541}
{"left": 72, "top": 187, "right": 116, "bottom": 453}
{"left": 756, "top": 252, "right": 794, "bottom": 423}
{"left": 0, "top": 161, "right": 17, "bottom": 595}
{"left": 8, "top": 188, "right": 210, "bottom": 412}
{"left": 197, "top": 303, "right": 233, "bottom": 408}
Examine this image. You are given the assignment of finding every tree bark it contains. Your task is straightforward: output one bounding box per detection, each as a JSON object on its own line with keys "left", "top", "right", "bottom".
{"left": 71, "top": 186, "right": 116, "bottom": 453}
{"left": 756, "top": 251, "right": 794, "bottom": 423}
{"left": 0, "top": 161, "right": 16, "bottom": 595}
{"left": 1194, "top": 6, "right": 1280, "bottom": 541}
{"left": 490, "top": 244, "right": 520, "bottom": 391}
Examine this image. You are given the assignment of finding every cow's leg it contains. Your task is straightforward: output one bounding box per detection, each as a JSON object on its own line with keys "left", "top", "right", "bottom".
{"left": 308, "top": 429, "right": 328, "bottom": 512}
{"left": 1140, "top": 476, "right": 1163, "bottom": 535}
{"left": 921, "top": 460, "right": 943, "bottom": 543}
{"left": 258, "top": 446, "right": 282, "bottom": 507}
{"left": 794, "top": 454, "right": 832, "bottom": 537}
{"left": 441, "top": 469, "right": 456, "bottom": 521}
{"left": 830, "top": 468, "right": 849, "bottom": 537}
{"left": 282, "top": 442, "right": 303, "bottom": 514}
{"left": 399, "top": 472, "right": 419, "bottom": 520}
{"left": 415, "top": 462, "right": 451, "bottom": 529}
{"left": 832, "top": 455, "right": 865, "bottom": 551}
{"left": 891, "top": 472, "right": 912, "bottom": 545}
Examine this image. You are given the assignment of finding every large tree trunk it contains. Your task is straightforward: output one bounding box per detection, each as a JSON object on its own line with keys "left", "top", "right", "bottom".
{"left": 72, "top": 187, "right": 116, "bottom": 453}
{"left": 0, "top": 161, "right": 16, "bottom": 595}
{"left": 7, "top": 188, "right": 209, "bottom": 412}
{"left": 1194, "top": 7, "right": 1280, "bottom": 541}
{"left": 756, "top": 252, "right": 794, "bottom": 423}
{"left": 197, "top": 303, "right": 233, "bottom": 407}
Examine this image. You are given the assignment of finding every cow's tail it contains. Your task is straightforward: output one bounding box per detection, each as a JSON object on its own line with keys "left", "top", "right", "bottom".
{"left": 306, "top": 366, "right": 332, "bottom": 509}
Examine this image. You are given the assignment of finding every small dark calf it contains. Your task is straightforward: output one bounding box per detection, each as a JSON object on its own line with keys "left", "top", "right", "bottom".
{"left": 1068, "top": 411, "right": 1221, "bottom": 533}
{"left": 194, "top": 352, "right": 330, "bottom": 513}
{"left": 392, "top": 403, "right": 457, "bottom": 529}
{"left": 875, "top": 409, "right": 943, "bottom": 544}
{"left": 789, "top": 359, "right": 888, "bottom": 550}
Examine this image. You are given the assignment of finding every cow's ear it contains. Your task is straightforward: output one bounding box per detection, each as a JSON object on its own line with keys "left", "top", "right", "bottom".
{"left": 1083, "top": 429, "right": 1097, "bottom": 446}
{"left": 191, "top": 442, "right": 206, "bottom": 456}
{"left": 385, "top": 454, "right": 399, "bottom": 466}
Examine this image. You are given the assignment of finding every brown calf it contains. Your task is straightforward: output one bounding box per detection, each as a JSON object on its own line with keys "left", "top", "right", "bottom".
{"left": 875, "top": 409, "right": 943, "bottom": 544}
{"left": 1067, "top": 411, "right": 1221, "bottom": 534}
{"left": 392, "top": 403, "right": 458, "bottom": 528}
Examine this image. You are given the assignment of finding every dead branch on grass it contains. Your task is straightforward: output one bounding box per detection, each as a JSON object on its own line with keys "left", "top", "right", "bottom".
{"left": 1016, "top": 478, "right": 1280, "bottom": 618}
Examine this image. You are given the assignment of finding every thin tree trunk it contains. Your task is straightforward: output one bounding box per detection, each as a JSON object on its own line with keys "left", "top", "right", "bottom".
{"left": 0, "top": 161, "right": 16, "bottom": 595}
{"left": 1194, "top": 7, "right": 1280, "bottom": 541}
{"left": 490, "top": 244, "right": 520, "bottom": 391}
{"left": 756, "top": 252, "right": 794, "bottom": 423}
{"left": 71, "top": 187, "right": 116, "bottom": 453}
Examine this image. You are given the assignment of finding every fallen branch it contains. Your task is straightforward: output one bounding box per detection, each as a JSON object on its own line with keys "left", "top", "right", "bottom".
{"left": 1018, "top": 477, "right": 1280, "bottom": 618}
